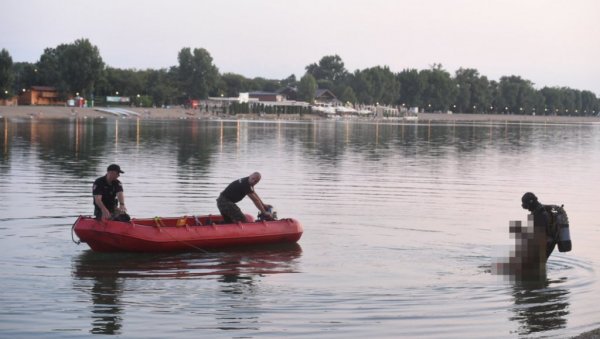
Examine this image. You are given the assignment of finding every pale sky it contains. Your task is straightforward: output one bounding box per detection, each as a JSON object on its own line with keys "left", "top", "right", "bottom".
{"left": 2, "top": 0, "right": 599, "bottom": 95}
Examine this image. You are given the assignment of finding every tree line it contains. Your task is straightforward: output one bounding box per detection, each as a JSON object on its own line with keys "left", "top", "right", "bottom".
{"left": 0, "top": 39, "right": 598, "bottom": 115}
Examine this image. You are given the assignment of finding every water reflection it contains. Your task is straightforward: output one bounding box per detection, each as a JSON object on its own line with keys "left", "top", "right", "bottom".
{"left": 71, "top": 244, "right": 302, "bottom": 334}
{"left": 510, "top": 277, "right": 570, "bottom": 335}
{"left": 6, "top": 118, "right": 113, "bottom": 178}
{"left": 2, "top": 117, "right": 8, "bottom": 163}
{"left": 2, "top": 118, "right": 591, "bottom": 179}
{"left": 72, "top": 251, "right": 126, "bottom": 334}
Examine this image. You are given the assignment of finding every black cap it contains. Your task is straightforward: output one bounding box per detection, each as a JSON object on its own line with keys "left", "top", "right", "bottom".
{"left": 521, "top": 192, "right": 537, "bottom": 209}
{"left": 107, "top": 164, "right": 124, "bottom": 174}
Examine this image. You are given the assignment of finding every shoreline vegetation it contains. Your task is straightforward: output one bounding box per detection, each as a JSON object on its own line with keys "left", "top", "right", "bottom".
{"left": 2, "top": 41, "right": 599, "bottom": 129}
{"left": 1, "top": 106, "right": 599, "bottom": 124}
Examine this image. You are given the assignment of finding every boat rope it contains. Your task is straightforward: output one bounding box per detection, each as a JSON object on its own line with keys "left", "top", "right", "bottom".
{"left": 161, "top": 227, "right": 210, "bottom": 254}
{"left": 71, "top": 215, "right": 82, "bottom": 245}
{"left": 154, "top": 216, "right": 167, "bottom": 228}
{"left": 153, "top": 216, "right": 210, "bottom": 254}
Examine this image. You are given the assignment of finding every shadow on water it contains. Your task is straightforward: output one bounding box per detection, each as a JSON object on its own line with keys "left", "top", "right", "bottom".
{"left": 71, "top": 243, "right": 302, "bottom": 335}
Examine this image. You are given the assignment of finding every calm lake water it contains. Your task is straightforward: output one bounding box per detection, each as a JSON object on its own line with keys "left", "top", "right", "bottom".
{"left": 1, "top": 117, "right": 599, "bottom": 338}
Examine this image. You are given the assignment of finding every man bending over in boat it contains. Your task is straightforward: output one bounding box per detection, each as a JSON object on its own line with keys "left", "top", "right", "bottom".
{"left": 93, "top": 164, "right": 127, "bottom": 221}
{"left": 217, "top": 172, "right": 272, "bottom": 223}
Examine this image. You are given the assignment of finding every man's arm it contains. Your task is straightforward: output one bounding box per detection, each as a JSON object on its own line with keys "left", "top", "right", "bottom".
{"left": 248, "top": 191, "right": 269, "bottom": 214}
{"left": 94, "top": 195, "right": 111, "bottom": 220}
{"left": 117, "top": 191, "right": 126, "bottom": 212}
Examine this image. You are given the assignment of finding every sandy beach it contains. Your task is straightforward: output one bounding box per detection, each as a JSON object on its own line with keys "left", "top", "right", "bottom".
{"left": 1, "top": 105, "right": 599, "bottom": 124}
{"left": 0, "top": 106, "right": 217, "bottom": 120}
{"left": 0, "top": 105, "right": 321, "bottom": 121}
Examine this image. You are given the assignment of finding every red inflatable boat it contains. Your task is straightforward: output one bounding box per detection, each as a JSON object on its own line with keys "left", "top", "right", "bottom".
{"left": 72, "top": 214, "right": 303, "bottom": 252}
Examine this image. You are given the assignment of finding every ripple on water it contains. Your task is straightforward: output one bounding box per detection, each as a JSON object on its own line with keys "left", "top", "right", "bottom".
{"left": 2, "top": 119, "right": 600, "bottom": 338}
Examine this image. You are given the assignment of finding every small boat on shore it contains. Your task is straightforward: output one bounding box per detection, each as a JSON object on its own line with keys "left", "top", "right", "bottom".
{"left": 72, "top": 214, "right": 303, "bottom": 252}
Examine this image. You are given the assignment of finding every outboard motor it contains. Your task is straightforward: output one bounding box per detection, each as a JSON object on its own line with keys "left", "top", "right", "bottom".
{"left": 257, "top": 206, "right": 277, "bottom": 221}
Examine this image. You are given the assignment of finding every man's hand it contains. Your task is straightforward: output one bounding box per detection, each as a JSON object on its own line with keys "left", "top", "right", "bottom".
{"left": 101, "top": 209, "right": 111, "bottom": 221}
{"left": 259, "top": 211, "right": 274, "bottom": 221}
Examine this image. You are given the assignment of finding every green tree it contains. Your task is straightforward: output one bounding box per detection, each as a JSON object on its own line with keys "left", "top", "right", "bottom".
{"left": 396, "top": 68, "right": 425, "bottom": 108}
{"left": 280, "top": 74, "right": 297, "bottom": 87}
{"left": 340, "top": 86, "right": 357, "bottom": 104}
{"left": 495, "top": 76, "right": 537, "bottom": 114}
{"left": 540, "top": 87, "right": 563, "bottom": 115}
{"left": 95, "top": 67, "right": 178, "bottom": 107}
{"left": 99, "top": 67, "right": 142, "bottom": 97}
{"left": 246, "top": 77, "right": 280, "bottom": 92}
{"left": 36, "top": 39, "right": 104, "bottom": 98}
{"left": 0, "top": 49, "right": 13, "bottom": 98}
{"left": 306, "top": 55, "right": 348, "bottom": 83}
{"left": 61, "top": 39, "right": 104, "bottom": 97}
{"left": 37, "top": 45, "right": 67, "bottom": 93}
{"left": 177, "top": 47, "right": 219, "bottom": 99}
{"left": 580, "top": 90, "right": 599, "bottom": 116}
{"left": 298, "top": 73, "right": 317, "bottom": 103}
{"left": 420, "top": 64, "right": 456, "bottom": 112}
{"left": 454, "top": 68, "right": 492, "bottom": 113}
{"left": 220, "top": 73, "right": 250, "bottom": 97}
{"left": 146, "top": 68, "right": 178, "bottom": 107}
{"left": 350, "top": 66, "right": 399, "bottom": 105}
{"left": 560, "top": 88, "right": 579, "bottom": 115}
{"left": 11, "top": 62, "right": 40, "bottom": 94}
{"left": 454, "top": 72, "right": 471, "bottom": 113}
{"left": 316, "top": 79, "right": 335, "bottom": 92}
{"left": 472, "top": 75, "right": 492, "bottom": 113}
{"left": 218, "top": 73, "right": 284, "bottom": 97}
{"left": 519, "top": 85, "right": 545, "bottom": 115}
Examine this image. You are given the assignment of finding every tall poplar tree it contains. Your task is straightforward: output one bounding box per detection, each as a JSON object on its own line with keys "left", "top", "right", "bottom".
{"left": 177, "top": 47, "right": 219, "bottom": 99}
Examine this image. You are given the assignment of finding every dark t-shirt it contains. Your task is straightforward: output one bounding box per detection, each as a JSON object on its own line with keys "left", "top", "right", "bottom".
{"left": 93, "top": 175, "right": 123, "bottom": 217}
{"left": 220, "top": 177, "right": 254, "bottom": 203}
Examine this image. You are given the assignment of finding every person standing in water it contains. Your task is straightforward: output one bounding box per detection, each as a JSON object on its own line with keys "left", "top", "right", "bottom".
{"left": 521, "top": 192, "right": 556, "bottom": 260}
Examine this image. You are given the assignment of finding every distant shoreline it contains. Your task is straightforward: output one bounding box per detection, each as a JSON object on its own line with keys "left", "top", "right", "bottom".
{"left": 1, "top": 106, "right": 599, "bottom": 124}
{"left": 418, "top": 112, "right": 600, "bottom": 124}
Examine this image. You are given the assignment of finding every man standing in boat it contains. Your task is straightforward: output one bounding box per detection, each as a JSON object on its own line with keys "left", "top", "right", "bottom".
{"left": 217, "top": 172, "right": 272, "bottom": 223}
{"left": 93, "top": 164, "right": 127, "bottom": 221}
